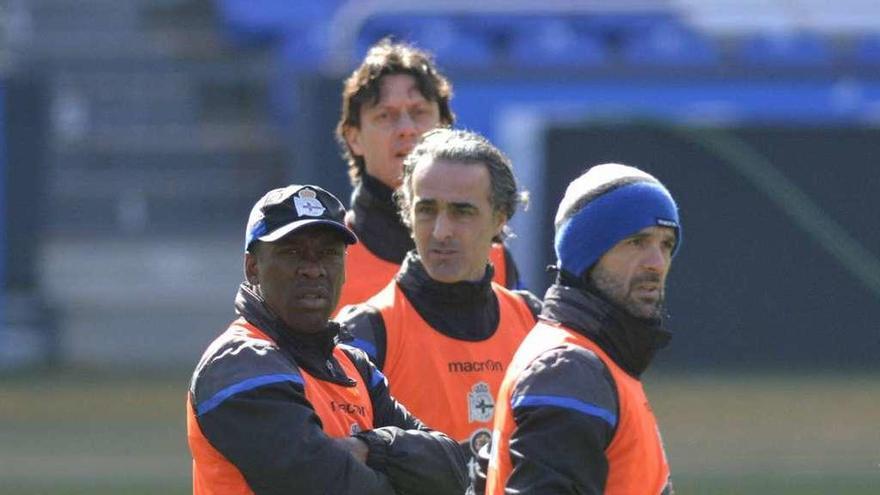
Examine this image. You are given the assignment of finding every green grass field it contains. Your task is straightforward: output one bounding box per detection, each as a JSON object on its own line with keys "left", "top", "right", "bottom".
{"left": 1, "top": 368, "right": 878, "bottom": 494}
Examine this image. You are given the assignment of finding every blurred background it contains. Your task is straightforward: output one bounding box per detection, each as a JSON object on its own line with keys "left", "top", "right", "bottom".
{"left": 1, "top": 0, "right": 878, "bottom": 493}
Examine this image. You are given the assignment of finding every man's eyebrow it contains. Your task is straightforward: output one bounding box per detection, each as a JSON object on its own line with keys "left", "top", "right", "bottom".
{"left": 657, "top": 228, "right": 677, "bottom": 244}
{"left": 365, "top": 103, "right": 391, "bottom": 112}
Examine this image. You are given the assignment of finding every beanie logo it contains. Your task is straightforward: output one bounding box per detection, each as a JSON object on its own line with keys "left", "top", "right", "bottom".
{"left": 656, "top": 218, "right": 678, "bottom": 228}
{"left": 294, "top": 189, "right": 326, "bottom": 217}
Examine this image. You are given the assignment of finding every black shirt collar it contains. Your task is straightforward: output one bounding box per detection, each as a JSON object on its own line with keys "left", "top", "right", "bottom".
{"left": 396, "top": 251, "right": 500, "bottom": 341}
{"left": 346, "top": 174, "right": 413, "bottom": 263}
{"left": 397, "top": 251, "right": 495, "bottom": 307}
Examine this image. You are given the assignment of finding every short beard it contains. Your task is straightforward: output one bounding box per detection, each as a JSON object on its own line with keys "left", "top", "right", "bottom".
{"left": 588, "top": 266, "right": 665, "bottom": 321}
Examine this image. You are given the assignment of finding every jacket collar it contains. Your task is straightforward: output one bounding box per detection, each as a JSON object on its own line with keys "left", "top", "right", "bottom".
{"left": 234, "top": 283, "right": 354, "bottom": 384}
{"left": 540, "top": 283, "right": 671, "bottom": 377}
{"left": 346, "top": 174, "right": 413, "bottom": 263}
{"left": 394, "top": 251, "right": 500, "bottom": 341}
{"left": 397, "top": 251, "right": 494, "bottom": 307}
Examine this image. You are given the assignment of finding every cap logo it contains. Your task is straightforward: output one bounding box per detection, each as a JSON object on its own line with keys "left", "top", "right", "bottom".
{"left": 293, "top": 189, "right": 326, "bottom": 217}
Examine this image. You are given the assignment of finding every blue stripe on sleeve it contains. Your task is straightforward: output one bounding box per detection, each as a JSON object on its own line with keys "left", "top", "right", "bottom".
{"left": 511, "top": 394, "right": 617, "bottom": 427}
{"left": 370, "top": 368, "right": 386, "bottom": 388}
{"left": 349, "top": 338, "right": 378, "bottom": 361}
{"left": 197, "top": 373, "right": 304, "bottom": 416}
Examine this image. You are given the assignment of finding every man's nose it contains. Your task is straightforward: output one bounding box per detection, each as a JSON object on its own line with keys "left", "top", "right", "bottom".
{"left": 642, "top": 244, "right": 669, "bottom": 273}
{"left": 296, "top": 252, "right": 326, "bottom": 278}
{"left": 432, "top": 211, "right": 453, "bottom": 240}
{"left": 396, "top": 110, "right": 417, "bottom": 136}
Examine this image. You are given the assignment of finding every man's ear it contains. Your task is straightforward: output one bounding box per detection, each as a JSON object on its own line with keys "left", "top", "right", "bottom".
{"left": 343, "top": 125, "right": 364, "bottom": 157}
{"left": 244, "top": 252, "right": 259, "bottom": 285}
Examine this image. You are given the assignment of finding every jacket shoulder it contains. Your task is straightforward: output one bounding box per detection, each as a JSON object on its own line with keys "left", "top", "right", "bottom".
{"left": 512, "top": 344, "right": 618, "bottom": 426}
{"left": 190, "top": 324, "right": 303, "bottom": 415}
{"left": 490, "top": 283, "right": 542, "bottom": 322}
{"left": 336, "top": 303, "right": 387, "bottom": 363}
{"left": 510, "top": 289, "right": 543, "bottom": 319}
{"left": 337, "top": 343, "right": 387, "bottom": 388}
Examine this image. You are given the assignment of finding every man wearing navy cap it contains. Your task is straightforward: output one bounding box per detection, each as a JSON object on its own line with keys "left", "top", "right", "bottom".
{"left": 483, "top": 164, "right": 681, "bottom": 495}
{"left": 186, "top": 184, "right": 467, "bottom": 495}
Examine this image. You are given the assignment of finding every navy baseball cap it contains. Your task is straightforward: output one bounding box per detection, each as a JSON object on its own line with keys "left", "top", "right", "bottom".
{"left": 245, "top": 185, "right": 358, "bottom": 252}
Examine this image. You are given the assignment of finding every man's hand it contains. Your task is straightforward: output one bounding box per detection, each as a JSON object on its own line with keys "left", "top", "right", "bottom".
{"left": 333, "top": 436, "right": 370, "bottom": 464}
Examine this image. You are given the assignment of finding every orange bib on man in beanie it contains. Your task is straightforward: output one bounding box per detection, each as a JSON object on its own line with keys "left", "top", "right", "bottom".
{"left": 486, "top": 321, "right": 670, "bottom": 495}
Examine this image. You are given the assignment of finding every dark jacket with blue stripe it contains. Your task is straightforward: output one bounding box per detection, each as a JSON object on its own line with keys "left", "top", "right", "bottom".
{"left": 473, "top": 282, "right": 671, "bottom": 494}
{"left": 189, "top": 283, "right": 468, "bottom": 495}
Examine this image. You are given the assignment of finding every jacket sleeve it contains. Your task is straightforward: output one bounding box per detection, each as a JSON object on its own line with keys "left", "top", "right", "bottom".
{"left": 504, "top": 345, "right": 618, "bottom": 495}
{"left": 195, "top": 379, "right": 396, "bottom": 495}
{"left": 512, "top": 289, "right": 543, "bottom": 320}
{"left": 346, "top": 346, "right": 470, "bottom": 495}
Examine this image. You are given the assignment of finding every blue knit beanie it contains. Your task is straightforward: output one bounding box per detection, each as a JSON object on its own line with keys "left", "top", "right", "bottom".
{"left": 554, "top": 163, "right": 682, "bottom": 278}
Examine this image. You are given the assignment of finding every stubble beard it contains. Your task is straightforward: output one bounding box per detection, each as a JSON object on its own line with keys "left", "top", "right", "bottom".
{"left": 590, "top": 266, "right": 665, "bottom": 321}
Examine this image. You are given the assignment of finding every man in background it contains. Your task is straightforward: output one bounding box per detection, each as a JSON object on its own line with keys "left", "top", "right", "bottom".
{"left": 334, "top": 38, "right": 523, "bottom": 313}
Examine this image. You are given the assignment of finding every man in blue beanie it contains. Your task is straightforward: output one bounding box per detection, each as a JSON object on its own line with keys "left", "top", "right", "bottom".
{"left": 482, "top": 163, "right": 681, "bottom": 494}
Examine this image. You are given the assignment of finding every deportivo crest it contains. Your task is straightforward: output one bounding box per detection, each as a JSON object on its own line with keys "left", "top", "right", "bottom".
{"left": 293, "top": 188, "right": 326, "bottom": 217}
{"left": 468, "top": 381, "right": 494, "bottom": 423}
